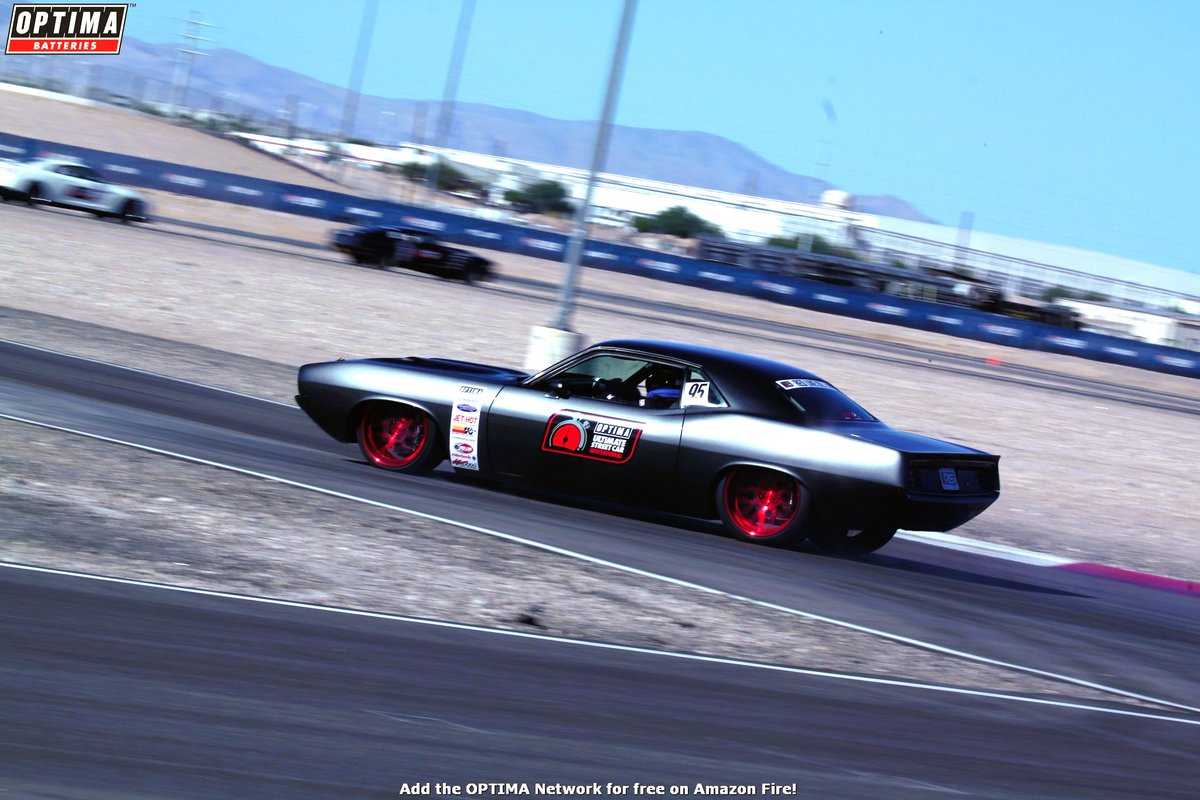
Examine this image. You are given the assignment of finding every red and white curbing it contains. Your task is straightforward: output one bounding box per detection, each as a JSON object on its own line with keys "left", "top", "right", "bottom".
{"left": 898, "top": 531, "right": 1199, "bottom": 597}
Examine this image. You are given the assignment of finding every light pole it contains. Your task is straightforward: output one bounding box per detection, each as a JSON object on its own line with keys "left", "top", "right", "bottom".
{"left": 336, "top": 0, "right": 380, "bottom": 180}
{"left": 426, "top": 0, "right": 476, "bottom": 206}
{"left": 378, "top": 109, "right": 395, "bottom": 145}
{"left": 525, "top": 0, "right": 638, "bottom": 370}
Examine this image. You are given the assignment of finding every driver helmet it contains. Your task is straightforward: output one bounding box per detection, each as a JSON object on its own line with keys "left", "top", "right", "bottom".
{"left": 644, "top": 367, "right": 683, "bottom": 407}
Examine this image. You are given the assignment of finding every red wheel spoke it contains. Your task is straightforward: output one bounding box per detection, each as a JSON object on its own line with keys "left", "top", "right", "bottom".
{"left": 724, "top": 468, "right": 800, "bottom": 538}
{"left": 384, "top": 419, "right": 408, "bottom": 450}
{"left": 360, "top": 405, "right": 429, "bottom": 469}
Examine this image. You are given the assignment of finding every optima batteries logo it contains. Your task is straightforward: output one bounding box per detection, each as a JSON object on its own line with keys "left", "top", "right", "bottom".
{"left": 6, "top": 4, "right": 129, "bottom": 54}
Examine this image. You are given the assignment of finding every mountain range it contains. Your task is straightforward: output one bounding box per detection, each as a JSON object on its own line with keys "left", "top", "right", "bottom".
{"left": 31, "top": 36, "right": 934, "bottom": 222}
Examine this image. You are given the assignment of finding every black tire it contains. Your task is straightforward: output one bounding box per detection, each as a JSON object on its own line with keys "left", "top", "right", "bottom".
{"left": 809, "top": 526, "right": 897, "bottom": 557}
{"left": 715, "top": 466, "right": 810, "bottom": 546}
{"left": 356, "top": 401, "right": 443, "bottom": 474}
{"left": 25, "top": 182, "right": 44, "bottom": 206}
{"left": 463, "top": 260, "right": 487, "bottom": 284}
{"left": 119, "top": 199, "right": 143, "bottom": 224}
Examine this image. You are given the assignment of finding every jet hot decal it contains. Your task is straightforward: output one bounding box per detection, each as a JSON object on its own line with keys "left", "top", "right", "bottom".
{"left": 542, "top": 412, "right": 643, "bottom": 464}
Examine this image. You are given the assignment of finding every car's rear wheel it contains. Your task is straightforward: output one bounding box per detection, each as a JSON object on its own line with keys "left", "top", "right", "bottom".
{"left": 809, "top": 526, "right": 897, "bottom": 556}
{"left": 716, "top": 466, "right": 809, "bottom": 546}
{"left": 356, "top": 402, "right": 442, "bottom": 474}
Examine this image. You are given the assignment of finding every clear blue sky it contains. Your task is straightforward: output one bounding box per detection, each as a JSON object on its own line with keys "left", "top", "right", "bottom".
{"left": 82, "top": 1, "right": 1200, "bottom": 273}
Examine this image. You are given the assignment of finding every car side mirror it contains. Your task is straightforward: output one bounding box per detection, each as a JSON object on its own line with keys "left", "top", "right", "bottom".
{"left": 546, "top": 380, "right": 570, "bottom": 399}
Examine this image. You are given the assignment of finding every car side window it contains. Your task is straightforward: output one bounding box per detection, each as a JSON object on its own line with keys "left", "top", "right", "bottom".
{"left": 534, "top": 355, "right": 692, "bottom": 408}
{"left": 680, "top": 367, "right": 727, "bottom": 408}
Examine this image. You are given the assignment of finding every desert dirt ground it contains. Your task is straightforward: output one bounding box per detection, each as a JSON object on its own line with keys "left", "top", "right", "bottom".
{"left": 1, "top": 88, "right": 1197, "bottom": 700}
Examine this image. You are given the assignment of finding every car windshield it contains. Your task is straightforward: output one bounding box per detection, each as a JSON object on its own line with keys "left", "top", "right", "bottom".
{"left": 776, "top": 378, "right": 876, "bottom": 423}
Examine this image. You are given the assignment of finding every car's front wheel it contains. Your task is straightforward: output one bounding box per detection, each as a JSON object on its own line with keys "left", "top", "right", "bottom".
{"left": 25, "top": 182, "right": 45, "bottom": 206}
{"left": 119, "top": 199, "right": 144, "bottom": 223}
{"left": 463, "top": 260, "right": 488, "bottom": 284}
{"left": 356, "top": 401, "right": 442, "bottom": 474}
{"left": 716, "top": 466, "right": 810, "bottom": 546}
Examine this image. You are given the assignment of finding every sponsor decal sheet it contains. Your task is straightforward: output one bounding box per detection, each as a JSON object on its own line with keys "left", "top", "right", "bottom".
{"left": 448, "top": 384, "right": 497, "bottom": 471}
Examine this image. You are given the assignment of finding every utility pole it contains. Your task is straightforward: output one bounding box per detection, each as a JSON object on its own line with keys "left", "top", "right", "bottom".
{"left": 169, "top": 11, "right": 215, "bottom": 115}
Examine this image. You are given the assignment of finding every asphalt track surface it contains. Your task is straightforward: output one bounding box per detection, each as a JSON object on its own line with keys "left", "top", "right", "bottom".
{"left": 4, "top": 564, "right": 1199, "bottom": 800}
{"left": 2, "top": 339, "right": 1200, "bottom": 798}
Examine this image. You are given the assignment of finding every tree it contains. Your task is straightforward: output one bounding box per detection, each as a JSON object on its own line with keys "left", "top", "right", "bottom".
{"left": 632, "top": 205, "right": 722, "bottom": 238}
{"left": 395, "top": 162, "right": 426, "bottom": 182}
{"left": 394, "top": 161, "right": 479, "bottom": 193}
{"left": 810, "top": 235, "right": 858, "bottom": 260}
{"left": 1042, "top": 285, "right": 1109, "bottom": 304}
{"left": 505, "top": 180, "right": 573, "bottom": 215}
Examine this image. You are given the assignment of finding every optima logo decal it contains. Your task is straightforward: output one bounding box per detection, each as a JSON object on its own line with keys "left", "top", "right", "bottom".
{"left": 542, "top": 412, "right": 642, "bottom": 464}
{"left": 6, "top": 4, "right": 129, "bottom": 54}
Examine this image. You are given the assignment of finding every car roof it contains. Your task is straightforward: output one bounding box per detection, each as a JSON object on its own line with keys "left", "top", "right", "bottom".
{"left": 585, "top": 339, "right": 827, "bottom": 413}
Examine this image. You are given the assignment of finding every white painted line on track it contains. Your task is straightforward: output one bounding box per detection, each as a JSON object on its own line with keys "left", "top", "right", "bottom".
{"left": 897, "top": 530, "right": 1074, "bottom": 567}
{"left": 4, "top": 409, "right": 1199, "bottom": 717}
{"left": 3, "top": 560, "right": 1199, "bottom": 727}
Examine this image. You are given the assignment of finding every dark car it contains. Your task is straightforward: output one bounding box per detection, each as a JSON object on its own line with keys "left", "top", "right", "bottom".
{"left": 331, "top": 225, "right": 492, "bottom": 283}
{"left": 296, "top": 339, "right": 1000, "bottom": 555}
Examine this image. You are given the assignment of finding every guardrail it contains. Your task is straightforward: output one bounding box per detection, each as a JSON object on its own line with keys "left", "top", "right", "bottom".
{"left": 3, "top": 132, "right": 1198, "bottom": 380}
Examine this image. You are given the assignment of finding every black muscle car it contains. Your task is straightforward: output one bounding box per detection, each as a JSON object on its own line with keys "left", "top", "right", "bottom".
{"left": 331, "top": 225, "right": 492, "bottom": 282}
{"left": 296, "top": 340, "right": 1000, "bottom": 554}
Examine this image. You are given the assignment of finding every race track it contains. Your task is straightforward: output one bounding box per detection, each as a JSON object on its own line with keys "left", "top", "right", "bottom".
{"left": 2, "top": 339, "right": 1199, "bottom": 797}
{"left": 2, "top": 544, "right": 1198, "bottom": 798}
{"left": 4, "top": 192, "right": 1200, "bottom": 797}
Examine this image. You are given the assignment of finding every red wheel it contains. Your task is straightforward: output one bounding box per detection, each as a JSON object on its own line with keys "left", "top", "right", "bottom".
{"left": 717, "top": 467, "right": 808, "bottom": 545}
{"left": 357, "top": 402, "right": 441, "bottom": 474}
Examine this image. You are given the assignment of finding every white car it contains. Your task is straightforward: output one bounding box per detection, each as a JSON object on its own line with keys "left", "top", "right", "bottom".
{"left": 0, "top": 157, "right": 149, "bottom": 222}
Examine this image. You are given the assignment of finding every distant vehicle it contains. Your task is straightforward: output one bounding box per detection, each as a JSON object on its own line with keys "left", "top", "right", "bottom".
{"left": 296, "top": 339, "right": 1001, "bottom": 555}
{"left": 331, "top": 225, "right": 493, "bottom": 283}
{"left": 0, "top": 157, "right": 149, "bottom": 222}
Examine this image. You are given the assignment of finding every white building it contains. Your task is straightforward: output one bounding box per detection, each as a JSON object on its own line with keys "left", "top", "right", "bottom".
{"left": 1056, "top": 299, "right": 1200, "bottom": 350}
{"left": 241, "top": 133, "right": 1200, "bottom": 314}
{"left": 412, "top": 144, "right": 1200, "bottom": 313}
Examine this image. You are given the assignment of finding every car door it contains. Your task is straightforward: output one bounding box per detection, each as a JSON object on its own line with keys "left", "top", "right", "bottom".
{"left": 53, "top": 164, "right": 108, "bottom": 211}
{"left": 486, "top": 353, "right": 686, "bottom": 511}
